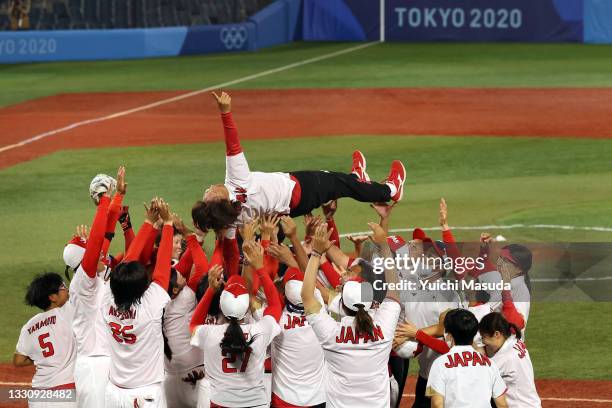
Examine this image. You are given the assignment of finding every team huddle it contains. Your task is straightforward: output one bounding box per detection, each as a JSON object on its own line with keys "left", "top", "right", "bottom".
{"left": 14, "top": 92, "right": 541, "bottom": 408}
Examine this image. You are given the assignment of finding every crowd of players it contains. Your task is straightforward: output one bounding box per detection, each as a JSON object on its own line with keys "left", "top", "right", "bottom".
{"left": 14, "top": 93, "right": 541, "bottom": 408}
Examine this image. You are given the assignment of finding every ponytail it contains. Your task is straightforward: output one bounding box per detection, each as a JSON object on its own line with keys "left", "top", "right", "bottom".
{"left": 162, "top": 310, "right": 172, "bottom": 361}
{"left": 479, "top": 312, "right": 522, "bottom": 340}
{"left": 220, "top": 317, "right": 254, "bottom": 357}
{"left": 354, "top": 305, "right": 374, "bottom": 337}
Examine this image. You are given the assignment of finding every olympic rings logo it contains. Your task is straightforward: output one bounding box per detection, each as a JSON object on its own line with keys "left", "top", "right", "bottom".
{"left": 220, "top": 26, "right": 248, "bottom": 50}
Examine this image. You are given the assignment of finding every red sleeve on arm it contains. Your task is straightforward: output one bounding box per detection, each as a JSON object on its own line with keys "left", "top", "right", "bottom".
{"left": 124, "top": 222, "right": 155, "bottom": 262}
{"left": 221, "top": 112, "right": 242, "bottom": 156}
{"left": 320, "top": 261, "right": 342, "bottom": 289}
{"left": 101, "top": 193, "right": 123, "bottom": 258}
{"left": 261, "top": 240, "right": 279, "bottom": 280}
{"left": 188, "top": 236, "right": 210, "bottom": 292}
{"left": 502, "top": 290, "right": 526, "bottom": 329}
{"left": 139, "top": 226, "right": 160, "bottom": 266}
{"left": 442, "top": 229, "right": 468, "bottom": 280}
{"left": 416, "top": 330, "right": 450, "bottom": 355}
{"left": 175, "top": 246, "right": 194, "bottom": 280}
{"left": 210, "top": 240, "right": 223, "bottom": 268}
{"left": 123, "top": 228, "right": 135, "bottom": 253}
{"left": 469, "top": 248, "right": 497, "bottom": 278}
{"left": 256, "top": 267, "right": 282, "bottom": 322}
{"left": 327, "top": 218, "right": 340, "bottom": 246}
{"left": 190, "top": 287, "right": 214, "bottom": 334}
{"left": 82, "top": 196, "right": 110, "bottom": 278}
{"left": 223, "top": 237, "right": 240, "bottom": 277}
{"left": 152, "top": 224, "right": 173, "bottom": 290}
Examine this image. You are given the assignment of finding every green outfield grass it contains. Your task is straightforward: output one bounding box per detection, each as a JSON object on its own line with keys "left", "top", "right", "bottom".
{"left": 1, "top": 42, "right": 612, "bottom": 379}
{"left": 3, "top": 42, "right": 612, "bottom": 106}
{"left": 1, "top": 135, "right": 612, "bottom": 378}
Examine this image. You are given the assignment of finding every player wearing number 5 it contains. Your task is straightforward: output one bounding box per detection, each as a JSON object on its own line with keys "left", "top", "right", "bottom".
{"left": 189, "top": 240, "right": 282, "bottom": 408}
{"left": 14, "top": 272, "right": 77, "bottom": 407}
{"left": 102, "top": 198, "right": 175, "bottom": 407}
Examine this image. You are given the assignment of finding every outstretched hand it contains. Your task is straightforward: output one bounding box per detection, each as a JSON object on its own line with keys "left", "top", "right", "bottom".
{"left": 212, "top": 91, "right": 231, "bottom": 113}
{"left": 439, "top": 198, "right": 449, "bottom": 230}
{"left": 116, "top": 166, "right": 127, "bottom": 195}
{"left": 370, "top": 202, "right": 396, "bottom": 219}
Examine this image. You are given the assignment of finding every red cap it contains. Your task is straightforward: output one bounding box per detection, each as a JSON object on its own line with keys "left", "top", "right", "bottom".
{"left": 387, "top": 235, "right": 406, "bottom": 252}
{"left": 412, "top": 228, "right": 445, "bottom": 258}
{"left": 499, "top": 248, "right": 518, "bottom": 265}
{"left": 282, "top": 267, "right": 304, "bottom": 286}
{"left": 68, "top": 236, "right": 87, "bottom": 249}
{"left": 224, "top": 275, "right": 249, "bottom": 297}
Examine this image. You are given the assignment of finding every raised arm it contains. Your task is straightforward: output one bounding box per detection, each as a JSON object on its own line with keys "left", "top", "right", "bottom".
{"left": 243, "top": 241, "right": 281, "bottom": 322}
{"left": 152, "top": 199, "right": 174, "bottom": 290}
{"left": 190, "top": 266, "right": 224, "bottom": 335}
{"left": 368, "top": 221, "right": 400, "bottom": 303}
{"left": 82, "top": 194, "right": 110, "bottom": 278}
{"left": 101, "top": 167, "right": 127, "bottom": 258}
{"left": 280, "top": 216, "right": 308, "bottom": 272}
{"left": 301, "top": 223, "right": 333, "bottom": 315}
{"left": 123, "top": 199, "right": 159, "bottom": 262}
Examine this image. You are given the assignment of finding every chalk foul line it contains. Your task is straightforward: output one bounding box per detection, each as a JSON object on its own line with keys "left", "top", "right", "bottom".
{"left": 0, "top": 42, "right": 377, "bottom": 154}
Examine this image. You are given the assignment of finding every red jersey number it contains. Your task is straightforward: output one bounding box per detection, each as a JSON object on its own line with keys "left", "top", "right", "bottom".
{"left": 38, "top": 333, "right": 54, "bottom": 357}
{"left": 108, "top": 323, "right": 136, "bottom": 344}
{"left": 221, "top": 348, "right": 252, "bottom": 373}
{"left": 513, "top": 340, "right": 527, "bottom": 359}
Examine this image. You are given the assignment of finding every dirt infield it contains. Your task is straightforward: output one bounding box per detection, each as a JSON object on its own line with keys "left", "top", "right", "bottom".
{"left": 1, "top": 365, "right": 611, "bottom": 407}
{"left": 2, "top": 88, "right": 612, "bottom": 169}
{"left": 1, "top": 87, "right": 612, "bottom": 406}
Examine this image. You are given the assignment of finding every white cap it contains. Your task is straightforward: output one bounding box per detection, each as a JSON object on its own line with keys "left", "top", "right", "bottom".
{"left": 63, "top": 243, "right": 86, "bottom": 269}
{"left": 284, "top": 280, "right": 303, "bottom": 306}
{"left": 89, "top": 174, "right": 116, "bottom": 204}
{"left": 219, "top": 275, "right": 250, "bottom": 320}
{"left": 342, "top": 279, "right": 373, "bottom": 312}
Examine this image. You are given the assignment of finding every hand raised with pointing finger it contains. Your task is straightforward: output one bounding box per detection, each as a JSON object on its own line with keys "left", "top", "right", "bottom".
{"left": 212, "top": 91, "right": 231, "bottom": 113}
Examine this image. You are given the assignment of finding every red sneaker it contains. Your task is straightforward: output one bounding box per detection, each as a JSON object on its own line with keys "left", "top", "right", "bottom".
{"left": 351, "top": 150, "right": 370, "bottom": 182}
{"left": 386, "top": 160, "right": 406, "bottom": 202}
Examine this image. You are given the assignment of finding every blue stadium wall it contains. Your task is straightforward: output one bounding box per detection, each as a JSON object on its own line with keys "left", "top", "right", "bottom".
{"left": 1, "top": 0, "right": 612, "bottom": 64}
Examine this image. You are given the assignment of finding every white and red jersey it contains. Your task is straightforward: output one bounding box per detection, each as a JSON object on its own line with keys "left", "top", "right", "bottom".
{"left": 306, "top": 300, "right": 401, "bottom": 408}
{"left": 401, "top": 286, "right": 461, "bottom": 378}
{"left": 271, "top": 308, "right": 326, "bottom": 406}
{"left": 426, "top": 345, "right": 507, "bottom": 407}
{"left": 70, "top": 267, "right": 111, "bottom": 357}
{"left": 16, "top": 303, "right": 76, "bottom": 389}
{"left": 468, "top": 303, "right": 494, "bottom": 348}
{"left": 190, "top": 314, "right": 281, "bottom": 407}
{"left": 491, "top": 336, "right": 541, "bottom": 407}
{"left": 221, "top": 112, "right": 296, "bottom": 225}
{"left": 226, "top": 153, "right": 295, "bottom": 225}
{"left": 478, "top": 271, "right": 530, "bottom": 331}
{"left": 102, "top": 282, "right": 171, "bottom": 388}
{"left": 163, "top": 286, "right": 204, "bottom": 373}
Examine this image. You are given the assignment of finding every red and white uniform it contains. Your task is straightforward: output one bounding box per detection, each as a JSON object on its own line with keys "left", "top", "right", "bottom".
{"left": 426, "top": 345, "right": 507, "bottom": 407}
{"left": 306, "top": 300, "right": 401, "bottom": 408}
{"left": 468, "top": 303, "right": 494, "bottom": 348}
{"left": 103, "top": 224, "right": 174, "bottom": 407}
{"left": 221, "top": 112, "right": 296, "bottom": 225}
{"left": 271, "top": 307, "right": 326, "bottom": 407}
{"left": 478, "top": 271, "right": 531, "bottom": 331}
{"left": 69, "top": 194, "right": 116, "bottom": 408}
{"left": 16, "top": 303, "right": 77, "bottom": 406}
{"left": 491, "top": 336, "right": 541, "bottom": 407}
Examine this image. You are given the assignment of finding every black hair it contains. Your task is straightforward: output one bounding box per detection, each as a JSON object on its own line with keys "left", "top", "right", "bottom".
{"left": 25, "top": 272, "right": 64, "bottom": 310}
{"left": 503, "top": 244, "right": 532, "bottom": 292}
{"left": 195, "top": 274, "right": 222, "bottom": 317}
{"left": 354, "top": 305, "right": 375, "bottom": 336}
{"left": 443, "top": 308, "right": 479, "bottom": 346}
{"left": 478, "top": 312, "right": 522, "bottom": 340}
{"left": 358, "top": 259, "right": 387, "bottom": 303}
{"left": 110, "top": 261, "right": 149, "bottom": 312}
{"left": 162, "top": 310, "right": 172, "bottom": 361}
{"left": 167, "top": 268, "right": 178, "bottom": 298}
{"left": 192, "top": 200, "right": 241, "bottom": 233}
{"left": 220, "top": 317, "right": 255, "bottom": 359}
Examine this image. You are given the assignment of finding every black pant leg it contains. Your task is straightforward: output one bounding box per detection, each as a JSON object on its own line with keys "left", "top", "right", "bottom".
{"left": 412, "top": 375, "right": 431, "bottom": 408}
{"left": 389, "top": 355, "right": 410, "bottom": 408}
{"left": 289, "top": 170, "right": 391, "bottom": 217}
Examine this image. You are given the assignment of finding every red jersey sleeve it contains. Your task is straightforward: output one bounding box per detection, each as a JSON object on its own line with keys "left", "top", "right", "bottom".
{"left": 82, "top": 195, "right": 110, "bottom": 278}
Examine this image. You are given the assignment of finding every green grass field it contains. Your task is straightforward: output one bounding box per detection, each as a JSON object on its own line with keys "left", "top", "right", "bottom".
{"left": 1, "top": 42, "right": 611, "bottom": 379}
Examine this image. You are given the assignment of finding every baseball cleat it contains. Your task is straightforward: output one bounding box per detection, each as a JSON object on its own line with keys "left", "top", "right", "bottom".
{"left": 351, "top": 150, "right": 370, "bottom": 182}
{"left": 386, "top": 160, "right": 406, "bottom": 202}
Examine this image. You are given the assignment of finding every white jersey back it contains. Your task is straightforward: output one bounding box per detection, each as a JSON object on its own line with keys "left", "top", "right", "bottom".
{"left": 468, "top": 303, "right": 494, "bottom": 348}
{"left": 402, "top": 287, "right": 461, "bottom": 378}
{"left": 225, "top": 153, "right": 295, "bottom": 225}
{"left": 306, "top": 300, "right": 401, "bottom": 408}
{"left": 70, "top": 266, "right": 111, "bottom": 357}
{"left": 102, "top": 282, "right": 171, "bottom": 387}
{"left": 16, "top": 303, "right": 76, "bottom": 388}
{"left": 191, "top": 314, "right": 281, "bottom": 407}
{"left": 492, "top": 336, "right": 541, "bottom": 407}
{"left": 163, "top": 287, "right": 204, "bottom": 373}
{"left": 478, "top": 272, "right": 530, "bottom": 330}
{"left": 426, "top": 345, "right": 507, "bottom": 408}
{"left": 271, "top": 309, "right": 326, "bottom": 406}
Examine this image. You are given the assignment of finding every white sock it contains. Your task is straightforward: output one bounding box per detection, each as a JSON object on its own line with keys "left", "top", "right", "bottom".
{"left": 386, "top": 182, "right": 397, "bottom": 197}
